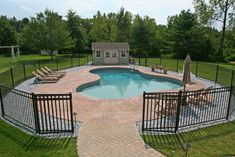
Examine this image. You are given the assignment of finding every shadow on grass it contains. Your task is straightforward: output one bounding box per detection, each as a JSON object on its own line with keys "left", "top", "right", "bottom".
{"left": 142, "top": 121, "right": 235, "bottom": 151}
{"left": 0, "top": 120, "right": 72, "bottom": 152}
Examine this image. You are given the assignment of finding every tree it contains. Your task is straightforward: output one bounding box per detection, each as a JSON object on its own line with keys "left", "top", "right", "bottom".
{"left": 89, "top": 11, "right": 111, "bottom": 42}
{"left": 0, "top": 16, "right": 17, "bottom": 55}
{"left": 107, "top": 13, "right": 118, "bottom": 42}
{"left": 116, "top": 7, "right": 132, "bottom": 42}
{"left": 193, "top": 0, "right": 235, "bottom": 59}
{"left": 167, "top": 10, "right": 214, "bottom": 60}
{"left": 132, "top": 15, "right": 158, "bottom": 57}
{"left": 155, "top": 25, "right": 169, "bottom": 55}
{"left": 22, "top": 9, "right": 75, "bottom": 60}
{"left": 66, "top": 10, "right": 88, "bottom": 53}
{"left": 224, "top": 27, "right": 235, "bottom": 61}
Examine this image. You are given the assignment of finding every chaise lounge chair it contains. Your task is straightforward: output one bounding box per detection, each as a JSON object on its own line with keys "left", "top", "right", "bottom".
{"left": 44, "top": 66, "right": 66, "bottom": 76}
{"left": 32, "top": 71, "right": 58, "bottom": 83}
{"left": 40, "top": 67, "right": 63, "bottom": 78}
{"left": 36, "top": 69, "right": 60, "bottom": 79}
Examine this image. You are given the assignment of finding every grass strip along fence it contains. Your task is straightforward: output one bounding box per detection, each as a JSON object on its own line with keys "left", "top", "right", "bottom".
{"left": 0, "top": 54, "right": 91, "bottom": 88}
{"left": 136, "top": 57, "right": 235, "bottom": 87}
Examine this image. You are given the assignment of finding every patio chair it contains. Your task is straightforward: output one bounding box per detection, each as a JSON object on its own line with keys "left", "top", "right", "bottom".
{"left": 187, "top": 86, "right": 214, "bottom": 105}
{"left": 153, "top": 64, "right": 168, "bottom": 74}
{"left": 36, "top": 69, "right": 60, "bottom": 79}
{"left": 44, "top": 66, "right": 66, "bottom": 76}
{"left": 154, "top": 94, "right": 178, "bottom": 117}
{"left": 40, "top": 67, "right": 63, "bottom": 78}
{"left": 32, "top": 71, "right": 58, "bottom": 83}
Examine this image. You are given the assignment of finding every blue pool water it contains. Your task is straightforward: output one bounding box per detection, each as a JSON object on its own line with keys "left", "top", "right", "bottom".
{"left": 77, "top": 68, "right": 182, "bottom": 99}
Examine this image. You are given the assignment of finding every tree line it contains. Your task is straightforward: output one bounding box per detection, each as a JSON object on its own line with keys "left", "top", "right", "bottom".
{"left": 0, "top": 0, "right": 235, "bottom": 61}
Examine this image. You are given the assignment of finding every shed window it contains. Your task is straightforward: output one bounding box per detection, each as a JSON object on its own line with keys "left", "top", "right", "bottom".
{"left": 96, "top": 51, "right": 101, "bottom": 58}
{"left": 112, "top": 52, "right": 117, "bottom": 58}
{"left": 105, "top": 51, "right": 110, "bottom": 58}
{"left": 121, "top": 51, "right": 126, "bottom": 58}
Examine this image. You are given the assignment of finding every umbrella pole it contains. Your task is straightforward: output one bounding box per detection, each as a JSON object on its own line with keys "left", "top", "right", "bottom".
{"left": 182, "top": 84, "right": 187, "bottom": 105}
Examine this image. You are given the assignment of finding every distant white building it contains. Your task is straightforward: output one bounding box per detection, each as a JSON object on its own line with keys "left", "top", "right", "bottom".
{"left": 40, "top": 50, "right": 58, "bottom": 55}
{"left": 92, "top": 42, "right": 130, "bottom": 65}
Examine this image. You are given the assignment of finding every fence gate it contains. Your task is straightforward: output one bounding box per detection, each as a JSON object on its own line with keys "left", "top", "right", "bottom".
{"left": 33, "top": 93, "right": 74, "bottom": 134}
{"left": 0, "top": 85, "right": 74, "bottom": 134}
{"left": 178, "top": 87, "right": 231, "bottom": 128}
{"left": 142, "top": 91, "right": 180, "bottom": 133}
{"left": 0, "top": 86, "right": 36, "bottom": 132}
{"left": 142, "top": 87, "right": 232, "bottom": 133}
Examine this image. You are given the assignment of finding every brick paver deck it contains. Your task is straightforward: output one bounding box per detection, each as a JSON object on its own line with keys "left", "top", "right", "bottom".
{"left": 77, "top": 120, "right": 164, "bottom": 157}
{"left": 34, "top": 66, "right": 205, "bottom": 157}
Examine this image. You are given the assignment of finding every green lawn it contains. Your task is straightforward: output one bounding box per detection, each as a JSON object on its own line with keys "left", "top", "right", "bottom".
{"left": 0, "top": 54, "right": 91, "bottom": 73}
{"left": 142, "top": 121, "right": 235, "bottom": 157}
{"left": 0, "top": 119, "right": 77, "bottom": 157}
{"left": 139, "top": 57, "right": 235, "bottom": 70}
{"left": 139, "top": 58, "right": 235, "bottom": 86}
{"left": 0, "top": 54, "right": 91, "bottom": 87}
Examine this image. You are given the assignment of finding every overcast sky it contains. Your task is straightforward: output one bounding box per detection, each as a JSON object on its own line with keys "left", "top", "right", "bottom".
{"left": 0, "top": 0, "right": 195, "bottom": 25}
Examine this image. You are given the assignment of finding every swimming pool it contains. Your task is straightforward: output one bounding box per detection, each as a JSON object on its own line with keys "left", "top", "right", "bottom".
{"left": 77, "top": 68, "right": 182, "bottom": 99}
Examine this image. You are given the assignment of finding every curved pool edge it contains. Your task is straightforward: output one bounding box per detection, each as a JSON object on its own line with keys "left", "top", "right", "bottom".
{"left": 76, "top": 66, "right": 184, "bottom": 100}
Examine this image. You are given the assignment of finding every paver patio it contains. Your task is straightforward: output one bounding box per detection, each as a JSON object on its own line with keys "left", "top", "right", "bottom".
{"left": 33, "top": 65, "right": 205, "bottom": 157}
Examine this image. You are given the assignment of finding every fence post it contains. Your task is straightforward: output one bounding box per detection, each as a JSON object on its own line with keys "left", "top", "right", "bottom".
{"left": 23, "top": 64, "right": 26, "bottom": 80}
{"left": 145, "top": 57, "right": 147, "bottom": 66}
{"left": 10, "top": 67, "right": 15, "bottom": 88}
{"left": 32, "top": 93, "right": 40, "bottom": 133}
{"left": 78, "top": 55, "right": 81, "bottom": 66}
{"left": 139, "top": 57, "right": 140, "bottom": 65}
{"left": 215, "top": 65, "right": 219, "bottom": 84}
{"left": 56, "top": 58, "right": 59, "bottom": 71}
{"left": 176, "top": 59, "right": 179, "bottom": 72}
{"left": 87, "top": 55, "right": 89, "bottom": 64}
{"left": 0, "top": 86, "right": 5, "bottom": 116}
{"left": 69, "top": 92, "right": 74, "bottom": 133}
{"left": 230, "top": 70, "right": 234, "bottom": 87}
{"left": 175, "top": 91, "right": 182, "bottom": 133}
{"left": 226, "top": 86, "right": 233, "bottom": 119}
{"left": 71, "top": 56, "right": 73, "bottom": 68}
{"left": 38, "top": 60, "right": 41, "bottom": 69}
{"left": 195, "top": 61, "right": 199, "bottom": 77}
{"left": 142, "top": 92, "right": 146, "bottom": 132}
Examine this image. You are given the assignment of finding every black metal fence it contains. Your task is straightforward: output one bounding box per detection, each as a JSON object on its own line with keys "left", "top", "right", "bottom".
{"left": 135, "top": 57, "right": 235, "bottom": 87}
{"left": 33, "top": 93, "right": 74, "bottom": 134}
{"left": 0, "top": 55, "right": 234, "bottom": 89}
{"left": 0, "top": 54, "right": 91, "bottom": 88}
{"left": 142, "top": 87, "right": 232, "bottom": 133}
{"left": 0, "top": 85, "right": 36, "bottom": 132}
{"left": 0, "top": 85, "right": 74, "bottom": 134}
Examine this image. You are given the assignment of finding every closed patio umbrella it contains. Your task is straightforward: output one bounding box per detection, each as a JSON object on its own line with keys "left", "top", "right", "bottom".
{"left": 183, "top": 54, "right": 191, "bottom": 91}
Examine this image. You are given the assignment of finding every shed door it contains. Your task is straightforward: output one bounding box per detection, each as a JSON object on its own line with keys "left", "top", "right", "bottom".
{"left": 104, "top": 51, "right": 118, "bottom": 64}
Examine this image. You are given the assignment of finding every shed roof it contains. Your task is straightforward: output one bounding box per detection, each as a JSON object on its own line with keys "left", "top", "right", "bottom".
{"left": 92, "top": 42, "right": 130, "bottom": 50}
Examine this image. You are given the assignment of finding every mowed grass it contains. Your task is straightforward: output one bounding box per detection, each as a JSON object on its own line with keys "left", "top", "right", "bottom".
{"left": 142, "top": 121, "right": 235, "bottom": 157}
{"left": 0, "top": 54, "right": 91, "bottom": 87}
{"left": 0, "top": 54, "right": 91, "bottom": 73}
{"left": 0, "top": 119, "right": 77, "bottom": 157}
{"left": 139, "top": 58, "right": 235, "bottom": 86}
